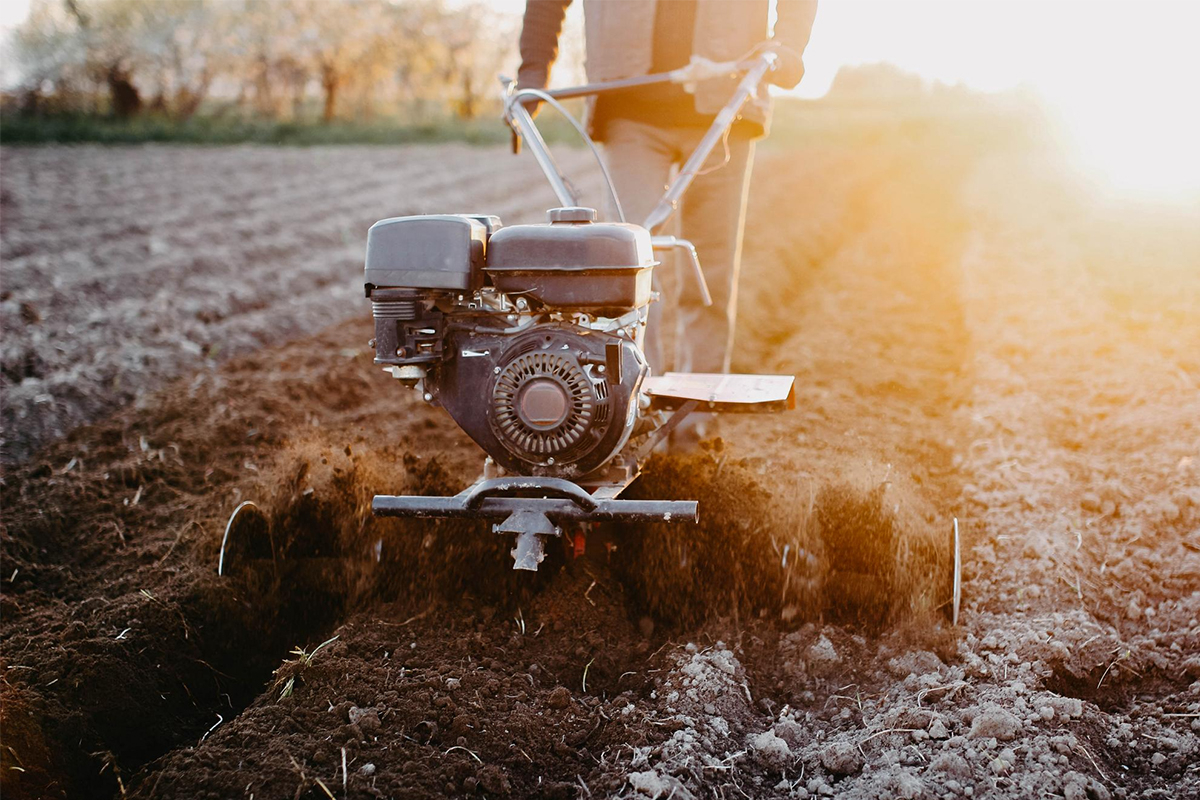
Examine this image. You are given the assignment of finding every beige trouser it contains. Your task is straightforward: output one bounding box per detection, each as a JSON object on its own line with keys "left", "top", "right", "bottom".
{"left": 602, "top": 118, "right": 755, "bottom": 375}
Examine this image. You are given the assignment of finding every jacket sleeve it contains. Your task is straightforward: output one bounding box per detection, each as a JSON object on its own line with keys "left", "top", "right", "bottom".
{"left": 771, "top": 0, "right": 818, "bottom": 89}
{"left": 517, "top": 0, "right": 574, "bottom": 90}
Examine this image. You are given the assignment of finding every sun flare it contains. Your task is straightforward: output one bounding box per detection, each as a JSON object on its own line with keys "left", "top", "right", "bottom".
{"left": 796, "top": 0, "right": 1200, "bottom": 201}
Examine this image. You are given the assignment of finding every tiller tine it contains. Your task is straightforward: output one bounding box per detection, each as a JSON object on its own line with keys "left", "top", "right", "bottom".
{"left": 372, "top": 477, "right": 697, "bottom": 571}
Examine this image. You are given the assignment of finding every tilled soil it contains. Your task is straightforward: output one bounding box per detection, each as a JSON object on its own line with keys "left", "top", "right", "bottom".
{"left": 2, "top": 122, "right": 1198, "bottom": 800}
{"left": 0, "top": 144, "right": 601, "bottom": 465}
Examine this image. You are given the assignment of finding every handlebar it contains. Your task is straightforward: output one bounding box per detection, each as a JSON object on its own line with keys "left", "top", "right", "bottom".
{"left": 533, "top": 55, "right": 760, "bottom": 102}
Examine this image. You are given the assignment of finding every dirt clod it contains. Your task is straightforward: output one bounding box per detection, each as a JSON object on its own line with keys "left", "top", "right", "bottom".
{"left": 820, "top": 742, "right": 865, "bottom": 776}
{"left": 968, "top": 706, "right": 1024, "bottom": 741}
{"left": 546, "top": 686, "right": 572, "bottom": 709}
{"left": 476, "top": 765, "right": 510, "bottom": 795}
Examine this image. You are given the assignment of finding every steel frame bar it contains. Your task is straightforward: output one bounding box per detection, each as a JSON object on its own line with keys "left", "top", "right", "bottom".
{"left": 372, "top": 494, "right": 697, "bottom": 524}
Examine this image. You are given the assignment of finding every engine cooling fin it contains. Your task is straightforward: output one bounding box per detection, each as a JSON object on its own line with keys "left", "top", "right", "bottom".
{"left": 491, "top": 351, "right": 601, "bottom": 460}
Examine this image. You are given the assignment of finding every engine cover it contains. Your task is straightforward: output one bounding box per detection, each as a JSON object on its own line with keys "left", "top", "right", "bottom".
{"left": 433, "top": 325, "right": 646, "bottom": 479}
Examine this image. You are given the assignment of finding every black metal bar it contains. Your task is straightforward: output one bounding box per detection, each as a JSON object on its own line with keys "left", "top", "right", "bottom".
{"left": 605, "top": 341, "right": 623, "bottom": 378}
{"left": 635, "top": 399, "right": 700, "bottom": 461}
{"left": 373, "top": 495, "right": 697, "bottom": 524}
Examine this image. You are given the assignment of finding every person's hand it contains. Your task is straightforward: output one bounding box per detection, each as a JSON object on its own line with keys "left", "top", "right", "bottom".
{"left": 515, "top": 92, "right": 543, "bottom": 119}
{"left": 764, "top": 42, "right": 805, "bottom": 90}
{"left": 514, "top": 68, "right": 548, "bottom": 119}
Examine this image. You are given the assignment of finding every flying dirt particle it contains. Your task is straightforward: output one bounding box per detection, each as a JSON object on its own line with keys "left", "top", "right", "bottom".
{"left": 820, "top": 741, "right": 864, "bottom": 776}
{"left": 359, "top": 762, "right": 376, "bottom": 776}
{"left": 968, "top": 706, "right": 1023, "bottom": 741}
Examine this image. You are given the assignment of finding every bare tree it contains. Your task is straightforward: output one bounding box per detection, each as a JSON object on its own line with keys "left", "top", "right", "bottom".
{"left": 8, "top": 0, "right": 528, "bottom": 123}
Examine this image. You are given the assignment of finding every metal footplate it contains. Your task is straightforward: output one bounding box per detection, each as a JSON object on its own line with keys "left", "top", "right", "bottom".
{"left": 643, "top": 372, "right": 796, "bottom": 412}
{"left": 372, "top": 477, "right": 697, "bottom": 571}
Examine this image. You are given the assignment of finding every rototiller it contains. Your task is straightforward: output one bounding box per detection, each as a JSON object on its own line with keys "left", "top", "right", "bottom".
{"left": 365, "top": 52, "right": 797, "bottom": 571}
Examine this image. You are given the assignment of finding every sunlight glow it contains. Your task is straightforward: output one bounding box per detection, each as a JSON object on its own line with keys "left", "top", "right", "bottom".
{"left": 797, "top": 1, "right": 1200, "bottom": 200}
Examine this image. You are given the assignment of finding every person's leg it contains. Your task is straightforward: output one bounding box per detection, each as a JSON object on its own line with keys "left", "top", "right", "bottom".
{"left": 675, "top": 133, "right": 755, "bottom": 374}
{"left": 602, "top": 118, "right": 678, "bottom": 374}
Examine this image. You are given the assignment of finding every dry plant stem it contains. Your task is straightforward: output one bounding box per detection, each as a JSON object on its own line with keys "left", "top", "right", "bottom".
{"left": 445, "top": 746, "right": 483, "bottom": 763}
{"left": 858, "top": 727, "right": 919, "bottom": 757}
{"left": 1075, "top": 743, "right": 1110, "bottom": 785}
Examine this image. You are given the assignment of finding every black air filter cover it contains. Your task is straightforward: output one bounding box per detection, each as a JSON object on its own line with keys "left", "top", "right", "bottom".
{"left": 485, "top": 208, "right": 655, "bottom": 309}
{"left": 365, "top": 214, "right": 489, "bottom": 291}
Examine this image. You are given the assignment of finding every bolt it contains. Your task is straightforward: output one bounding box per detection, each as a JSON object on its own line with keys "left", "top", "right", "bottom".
{"left": 547, "top": 457, "right": 555, "bottom": 465}
{"left": 597, "top": 365, "right": 606, "bottom": 373}
{"left": 368, "top": 338, "right": 376, "bottom": 348}
{"left": 423, "top": 392, "right": 433, "bottom": 402}
{"left": 494, "top": 366, "right": 501, "bottom": 374}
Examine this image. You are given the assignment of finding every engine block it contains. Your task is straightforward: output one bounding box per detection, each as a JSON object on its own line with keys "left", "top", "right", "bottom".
{"left": 365, "top": 208, "right": 654, "bottom": 481}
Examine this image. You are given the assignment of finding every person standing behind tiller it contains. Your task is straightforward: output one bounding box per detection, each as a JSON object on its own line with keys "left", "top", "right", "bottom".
{"left": 517, "top": 0, "right": 818, "bottom": 381}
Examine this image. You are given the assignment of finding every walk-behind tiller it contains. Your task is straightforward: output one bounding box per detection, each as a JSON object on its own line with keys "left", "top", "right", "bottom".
{"left": 364, "top": 52, "right": 801, "bottom": 571}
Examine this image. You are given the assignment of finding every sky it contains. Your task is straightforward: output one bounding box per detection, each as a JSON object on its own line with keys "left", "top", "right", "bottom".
{"left": 4, "top": 0, "right": 1198, "bottom": 198}
{"left": 796, "top": 1, "right": 1200, "bottom": 199}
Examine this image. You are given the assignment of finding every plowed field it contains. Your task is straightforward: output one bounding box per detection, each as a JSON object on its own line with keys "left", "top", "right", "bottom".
{"left": 2, "top": 120, "right": 1198, "bottom": 800}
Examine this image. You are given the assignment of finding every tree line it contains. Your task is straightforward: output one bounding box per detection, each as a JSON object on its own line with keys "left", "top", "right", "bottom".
{"left": 6, "top": 0, "right": 529, "bottom": 123}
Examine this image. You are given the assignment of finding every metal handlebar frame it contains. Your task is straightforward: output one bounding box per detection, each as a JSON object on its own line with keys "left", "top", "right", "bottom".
{"left": 502, "top": 51, "right": 778, "bottom": 233}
